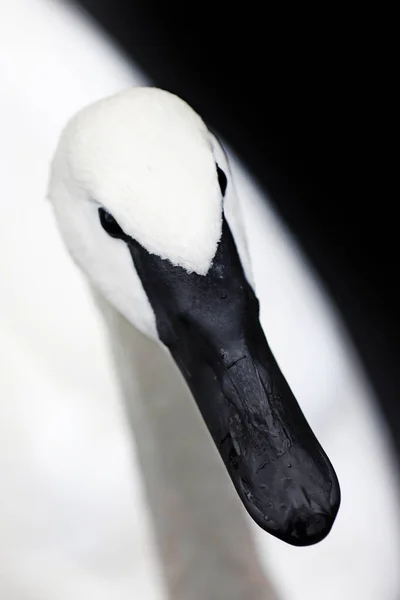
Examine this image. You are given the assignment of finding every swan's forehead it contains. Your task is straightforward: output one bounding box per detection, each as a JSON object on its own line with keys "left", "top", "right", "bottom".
{"left": 67, "top": 88, "right": 222, "bottom": 274}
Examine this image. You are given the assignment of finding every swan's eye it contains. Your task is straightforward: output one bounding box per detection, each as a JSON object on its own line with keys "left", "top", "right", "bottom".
{"left": 98, "top": 208, "right": 125, "bottom": 239}
{"left": 216, "top": 164, "right": 228, "bottom": 197}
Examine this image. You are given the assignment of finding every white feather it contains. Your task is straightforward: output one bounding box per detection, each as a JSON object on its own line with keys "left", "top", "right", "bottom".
{"left": 50, "top": 87, "right": 222, "bottom": 276}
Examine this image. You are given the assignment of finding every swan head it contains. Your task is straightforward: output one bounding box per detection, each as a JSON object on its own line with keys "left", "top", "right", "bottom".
{"left": 48, "top": 87, "right": 340, "bottom": 546}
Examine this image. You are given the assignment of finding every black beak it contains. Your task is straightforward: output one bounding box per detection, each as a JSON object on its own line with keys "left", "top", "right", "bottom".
{"left": 128, "top": 216, "right": 340, "bottom": 546}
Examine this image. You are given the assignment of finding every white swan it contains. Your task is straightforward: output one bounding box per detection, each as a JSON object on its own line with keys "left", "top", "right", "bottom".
{"left": 1, "top": 1, "right": 399, "bottom": 599}
{"left": 48, "top": 85, "right": 341, "bottom": 546}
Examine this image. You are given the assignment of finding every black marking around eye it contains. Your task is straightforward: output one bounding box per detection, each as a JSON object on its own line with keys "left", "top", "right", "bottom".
{"left": 216, "top": 164, "right": 228, "bottom": 197}
{"left": 98, "top": 208, "right": 125, "bottom": 239}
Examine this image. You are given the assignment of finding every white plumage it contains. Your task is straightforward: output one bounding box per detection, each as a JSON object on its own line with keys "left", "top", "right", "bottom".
{"left": 50, "top": 88, "right": 222, "bottom": 276}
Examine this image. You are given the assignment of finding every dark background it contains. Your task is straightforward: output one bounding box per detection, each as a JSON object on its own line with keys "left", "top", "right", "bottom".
{"left": 75, "top": 0, "right": 398, "bottom": 457}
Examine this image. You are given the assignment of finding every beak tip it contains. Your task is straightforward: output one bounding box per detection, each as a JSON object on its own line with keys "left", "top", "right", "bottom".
{"left": 246, "top": 501, "right": 340, "bottom": 546}
{"left": 278, "top": 508, "right": 338, "bottom": 547}
{"left": 239, "top": 472, "right": 341, "bottom": 547}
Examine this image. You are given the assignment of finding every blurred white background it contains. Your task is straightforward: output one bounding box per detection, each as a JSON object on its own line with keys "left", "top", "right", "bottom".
{"left": 0, "top": 1, "right": 399, "bottom": 599}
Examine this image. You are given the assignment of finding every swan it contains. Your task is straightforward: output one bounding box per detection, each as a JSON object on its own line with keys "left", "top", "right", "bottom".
{"left": 1, "top": 1, "right": 400, "bottom": 598}
{"left": 48, "top": 85, "right": 340, "bottom": 550}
